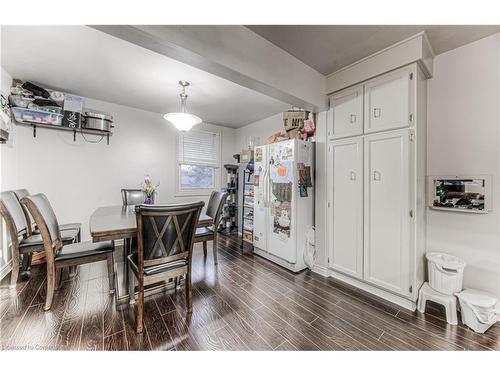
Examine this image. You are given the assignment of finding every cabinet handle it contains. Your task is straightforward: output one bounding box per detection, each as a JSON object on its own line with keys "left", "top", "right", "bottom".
{"left": 350, "top": 171, "right": 356, "bottom": 181}
{"left": 373, "top": 171, "right": 381, "bottom": 181}
{"left": 373, "top": 108, "right": 381, "bottom": 118}
{"left": 350, "top": 114, "right": 356, "bottom": 124}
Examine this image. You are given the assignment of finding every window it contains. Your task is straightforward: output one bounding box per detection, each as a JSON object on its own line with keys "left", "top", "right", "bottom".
{"left": 176, "top": 130, "right": 221, "bottom": 195}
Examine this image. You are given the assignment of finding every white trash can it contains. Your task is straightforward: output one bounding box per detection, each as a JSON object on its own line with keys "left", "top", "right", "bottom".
{"left": 426, "top": 252, "right": 466, "bottom": 295}
{"left": 455, "top": 289, "right": 500, "bottom": 333}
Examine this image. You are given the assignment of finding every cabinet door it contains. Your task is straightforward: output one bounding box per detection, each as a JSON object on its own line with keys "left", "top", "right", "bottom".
{"left": 328, "top": 137, "right": 363, "bottom": 279}
{"left": 364, "top": 129, "right": 410, "bottom": 296}
{"left": 364, "top": 67, "right": 414, "bottom": 134}
{"left": 329, "top": 84, "right": 363, "bottom": 139}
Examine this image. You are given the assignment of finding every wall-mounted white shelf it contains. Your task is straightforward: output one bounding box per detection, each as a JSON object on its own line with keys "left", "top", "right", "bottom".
{"left": 429, "top": 206, "right": 489, "bottom": 214}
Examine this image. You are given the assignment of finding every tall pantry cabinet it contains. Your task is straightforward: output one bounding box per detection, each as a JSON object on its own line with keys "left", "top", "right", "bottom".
{"left": 326, "top": 63, "right": 427, "bottom": 308}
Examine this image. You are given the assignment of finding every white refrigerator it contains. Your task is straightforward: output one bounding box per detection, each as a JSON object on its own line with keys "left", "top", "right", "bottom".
{"left": 253, "top": 139, "right": 314, "bottom": 272}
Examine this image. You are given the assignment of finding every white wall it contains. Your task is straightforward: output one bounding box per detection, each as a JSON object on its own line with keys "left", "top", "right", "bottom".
{"left": 427, "top": 33, "right": 500, "bottom": 298}
{"left": 0, "top": 83, "right": 236, "bottom": 245}
{"left": 235, "top": 113, "right": 283, "bottom": 151}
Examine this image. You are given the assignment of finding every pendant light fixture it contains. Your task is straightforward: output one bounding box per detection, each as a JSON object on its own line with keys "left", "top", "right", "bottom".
{"left": 163, "top": 80, "right": 202, "bottom": 131}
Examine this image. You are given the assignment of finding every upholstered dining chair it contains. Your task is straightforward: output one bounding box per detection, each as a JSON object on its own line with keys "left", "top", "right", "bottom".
{"left": 128, "top": 201, "right": 204, "bottom": 333}
{"left": 14, "top": 189, "right": 81, "bottom": 239}
{"left": 21, "top": 194, "right": 115, "bottom": 311}
{"left": 14, "top": 189, "right": 81, "bottom": 277}
{"left": 121, "top": 189, "right": 145, "bottom": 260}
{"left": 0, "top": 191, "right": 80, "bottom": 286}
{"left": 194, "top": 191, "right": 228, "bottom": 264}
{"left": 121, "top": 189, "right": 145, "bottom": 206}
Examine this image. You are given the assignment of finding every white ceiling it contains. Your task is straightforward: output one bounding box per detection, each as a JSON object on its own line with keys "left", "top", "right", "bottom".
{"left": 0, "top": 26, "right": 290, "bottom": 128}
{"left": 246, "top": 25, "right": 500, "bottom": 75}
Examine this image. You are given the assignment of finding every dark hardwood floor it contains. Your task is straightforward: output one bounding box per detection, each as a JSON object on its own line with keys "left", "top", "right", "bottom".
{"left": 1, "top": 234, "right": 499, "bottom": 350}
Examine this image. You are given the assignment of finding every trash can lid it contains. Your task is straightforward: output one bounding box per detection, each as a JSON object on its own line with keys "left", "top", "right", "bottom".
{"left": 456, "top": 289, "right": 498, "bottom": 308}
{"left": 426, "top": 252, "right": 466, "bottom": 270}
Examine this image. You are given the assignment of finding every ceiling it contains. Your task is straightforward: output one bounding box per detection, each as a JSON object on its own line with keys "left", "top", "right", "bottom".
{"left": 246, "top": 25, "right": 500, "bottom": 75}
{"left": 1, "top": 26, "right": 290, "bottom": 128}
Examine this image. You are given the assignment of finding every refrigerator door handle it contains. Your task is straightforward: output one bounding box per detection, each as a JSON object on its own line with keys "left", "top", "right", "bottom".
{"left": 264, "top": 167, "right": 271, "bottom": 207}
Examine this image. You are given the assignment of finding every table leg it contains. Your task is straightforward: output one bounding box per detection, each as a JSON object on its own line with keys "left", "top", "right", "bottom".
{"left": 128, "top": 265, "right": 136, "bottom": 305}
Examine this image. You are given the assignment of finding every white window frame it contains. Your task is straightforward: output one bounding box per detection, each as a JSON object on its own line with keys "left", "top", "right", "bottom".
{"left": 175, "top": 129, "right": 221, "bottom": 197}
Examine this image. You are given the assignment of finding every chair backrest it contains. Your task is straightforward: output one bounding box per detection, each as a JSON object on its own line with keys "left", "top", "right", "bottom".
{"left": 206, "top": 190, "right": 229, "bottom": 225}
{"left": 13, "top": 189, "right": 34, "bottom": 234}
{"left": 20, "top": 194, "right": 63, "bottom": 259}
{"left": 121, "top": 189, "right": 145, "bottom": 206}
{"left": 135, "top": 201, "right": 204, "bottom": 272}
{"left": 0, "top": 191, "right": 29, "bottom": 243}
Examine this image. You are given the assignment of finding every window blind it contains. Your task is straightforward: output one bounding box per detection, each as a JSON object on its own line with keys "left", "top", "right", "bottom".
{"left": 178, "top": 130, "right": 220, "bottom": 167}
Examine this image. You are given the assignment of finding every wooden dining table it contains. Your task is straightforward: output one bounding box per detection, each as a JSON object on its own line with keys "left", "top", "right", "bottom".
{"left": 90, "top": 205, "right": 213, "bottom": 242}
{"left": 89, "top": 205, "right": 213, "bottom": 302}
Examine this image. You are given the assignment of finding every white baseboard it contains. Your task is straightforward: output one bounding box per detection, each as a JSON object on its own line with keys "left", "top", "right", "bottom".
{"left": 0, "top": 259, "right": 12, "bottom": 282}
{"left": 311, "top": 264, "right": 328, "bottom": 277}
{"left": 328, "top": 268, "right": 417, "bottom": 311}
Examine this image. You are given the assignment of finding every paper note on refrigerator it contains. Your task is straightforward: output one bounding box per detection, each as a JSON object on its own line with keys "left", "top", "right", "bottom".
{"left": 270, "top": 161, "right": 293, "bottom": 183}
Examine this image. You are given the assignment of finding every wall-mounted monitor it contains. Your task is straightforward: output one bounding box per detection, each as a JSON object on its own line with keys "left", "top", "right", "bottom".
{"left": 428, "top": 175, "right": 492, "bottom": 214}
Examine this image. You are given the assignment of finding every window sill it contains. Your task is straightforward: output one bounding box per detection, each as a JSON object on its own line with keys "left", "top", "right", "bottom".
{"left": 174, "top": 190, "right": 213, "bottom": 198}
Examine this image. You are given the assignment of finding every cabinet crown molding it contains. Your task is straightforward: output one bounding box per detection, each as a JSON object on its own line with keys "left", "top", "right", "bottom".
{"left": 326, "top": 32, "right": 434, "bottom": 95}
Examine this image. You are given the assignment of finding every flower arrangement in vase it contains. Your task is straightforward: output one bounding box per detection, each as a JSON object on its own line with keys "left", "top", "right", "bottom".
{"left": 141, "top": 175, "right": 159, "bottom": 204}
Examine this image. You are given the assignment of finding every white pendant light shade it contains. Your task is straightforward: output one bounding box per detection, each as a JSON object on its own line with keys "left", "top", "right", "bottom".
{"left": 164, "top": 80, "right": 202, "bottom": 132}
{"left": 163, "top": 112, "right": 202, "bottom": 132}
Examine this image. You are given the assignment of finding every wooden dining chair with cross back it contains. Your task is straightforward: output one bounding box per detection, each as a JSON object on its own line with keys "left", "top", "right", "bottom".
{"left": 127, "top": 201, "right": 204, "bottom": 334}
{"left": 21, "top": 193, "right": 115, "bottom": 311}
{"left": 194, "top": 191, "right": 228, "bottom": 264}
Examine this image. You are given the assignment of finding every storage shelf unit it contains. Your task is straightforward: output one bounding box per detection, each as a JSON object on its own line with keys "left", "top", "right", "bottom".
{"left": 220, "top": 164, "right": 239, "bottom": 235}
{"left": 240, "top": 169, "right": 254, "bottom": 247}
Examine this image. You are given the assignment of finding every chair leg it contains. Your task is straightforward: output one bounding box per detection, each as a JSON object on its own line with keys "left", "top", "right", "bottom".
{"left": 9, "top": 253, "right": 20, "bottom": 288}
{"left": 185, "top": 272, "right": 192, "bottom": 314}
{"left": 107, "top": 252, "right": 115, "bottom": 294}
{"left": 202, "top": 241, "right": 207, "bottom": 257}
{"left": 212, "top": 234, "right": 218, "bottom": 265}
{"left": 20, "top": 253, "right": 32, "bottom": 282}
{"left": 136, "top": 279, "right": 144, "bottom": 334}
{"left": 44, "top": 262, "right": 56, "bottom": 311}
{"left": 54, "top": 267, "right": 62, "bottom": 291}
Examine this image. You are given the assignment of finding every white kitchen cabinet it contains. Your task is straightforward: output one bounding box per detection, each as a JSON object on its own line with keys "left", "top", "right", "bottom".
{"left": 363, "top": 129, "right": 411, "bottom": 296}
{"left": 364, "top": 66, "right": 414, "bottom": 134}
{"left": 326, "top": 63, "right": 427, "bottom": 309}
{"left": 328, "top": 137, "right": 363, "bottom": 279}
{"left": 328, "top": 84, "right": 363, "bottom": 139}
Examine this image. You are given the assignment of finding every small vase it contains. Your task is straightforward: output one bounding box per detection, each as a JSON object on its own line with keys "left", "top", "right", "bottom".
{"left": 144, "top": 195, "right": 155, "bottom": 204}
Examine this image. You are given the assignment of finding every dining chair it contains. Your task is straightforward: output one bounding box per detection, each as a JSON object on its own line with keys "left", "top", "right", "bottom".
{"left": 0, "top": 191, "right": 81, "bottom": 286}
{"left": 121, "top": 189, "right": 145, "bottom": 206}
{"left": 21, "top": 193, "right": 115, "bottom": 311}
{"left": 121, "top": 189, "right": 145, "bottom": 261}
{"left": 194, "top": 191, "right": 228, "bottom": 264}
{"left": 128, "top": 201, "right": 204, "bottom": 333}
{"left": 14, "top": 189, "right": 81, "bottom": 277}
{"left": 14, "top": 189, "right": 82, "bottom": 239}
